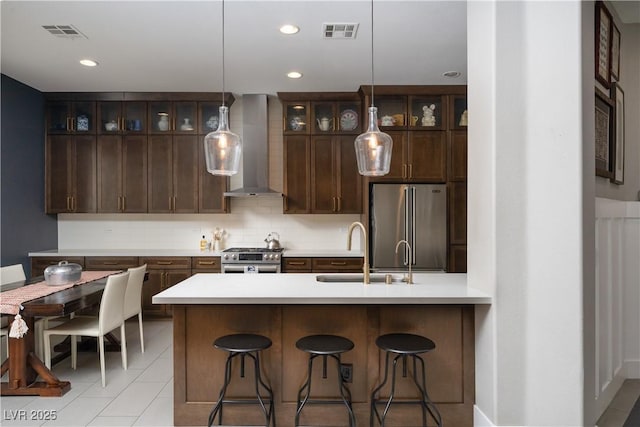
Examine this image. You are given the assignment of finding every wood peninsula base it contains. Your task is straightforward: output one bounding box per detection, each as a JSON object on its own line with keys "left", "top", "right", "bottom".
{"left": 172, "top": 304, "right": 474, "bottom": 426}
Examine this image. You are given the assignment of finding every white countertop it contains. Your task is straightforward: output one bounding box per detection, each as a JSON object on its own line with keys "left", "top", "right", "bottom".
{"left": 28, "top": 249, "right": 363, "bottom": 258}
{"left": 152, "top": 272, "right": 491, "bottom": 305}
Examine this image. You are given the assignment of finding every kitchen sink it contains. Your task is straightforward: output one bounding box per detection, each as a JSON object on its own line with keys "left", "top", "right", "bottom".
{"left": 315, "top": 274, "right": 406, "bottom": 283}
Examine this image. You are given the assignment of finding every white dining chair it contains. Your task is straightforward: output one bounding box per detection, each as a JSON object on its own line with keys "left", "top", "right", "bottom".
{"left": 1, "top": 264, "right": 26, "bottom": 285}
{"left": 43, "top": 271, "right": 129, "bottom": 387}
{"left": 123, "top": 264, "right": 146, "bottom": 353}
{"left": 1, "top": 264, "right": 27, "bottom": 358}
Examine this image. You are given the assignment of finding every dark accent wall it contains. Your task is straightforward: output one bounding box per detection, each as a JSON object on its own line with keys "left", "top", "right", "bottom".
{"left": 1, "top": 74, "right": 56, "bottom": 277}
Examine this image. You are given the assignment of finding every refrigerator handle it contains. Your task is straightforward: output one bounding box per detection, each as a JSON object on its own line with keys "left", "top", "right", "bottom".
{"left": 412, "top": 186, "right": 417, "bottom": 264}
{"left": 404, "top": 186, "right": 410, "bottom": 266}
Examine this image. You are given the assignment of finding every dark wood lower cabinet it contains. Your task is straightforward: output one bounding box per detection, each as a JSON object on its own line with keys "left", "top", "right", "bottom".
{"left": 140, "top": 257, "right": 191, "bottom": 316}
{"left": 282, "top": 257, "right": 364, "bottom": 273}
{"left": 172, "top": 304, "right": 475, "bottom": 426}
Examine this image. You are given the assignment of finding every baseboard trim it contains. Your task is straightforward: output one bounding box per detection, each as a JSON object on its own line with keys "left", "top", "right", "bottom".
{"left": 474, "top": 405, "right": 495, "bottom": 427}
{"left": 625, "top": 359, "right": 640, "bottom": 378}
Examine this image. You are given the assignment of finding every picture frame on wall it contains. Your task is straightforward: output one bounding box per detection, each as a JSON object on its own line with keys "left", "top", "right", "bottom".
{"left": 595, "top": 88, "right": 615, "bottom": 179}
{"left": 610, "top": 22, "right": 621, "bottom": 82}
{"left": 611, "top": 83, "right": 625, "bottom": 184}
{"left": 595, "top": 1, "right": 612, "bottom": 88}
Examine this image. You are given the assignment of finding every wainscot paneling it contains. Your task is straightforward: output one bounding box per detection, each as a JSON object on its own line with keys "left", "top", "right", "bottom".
{"left": 594, "top": 198, "right": 640, "bottom": 419}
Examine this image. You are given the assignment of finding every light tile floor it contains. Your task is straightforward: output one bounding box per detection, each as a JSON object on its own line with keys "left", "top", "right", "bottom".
{"left": 2, "top": 319, "right": 638, "bottom": 427}
{"left": 0, "top": 318, "right": 174, "bottom": 427}
{"left": 597, "top": 379, "right": 640, "bottom": 427}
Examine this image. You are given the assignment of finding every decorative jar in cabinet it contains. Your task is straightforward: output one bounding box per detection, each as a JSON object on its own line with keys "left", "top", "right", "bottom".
{"left": 47, "top": 101, "right": 96, "bottom": 134}
{"left": 311, "top": 100, "right": 361, "bottom": 134}
{"left": 373, "top": 96, "right": 407, "bottom": 129}
{"left": 283, "top": 102, "right": 309, "bottom": 134}
{"left": 148, "top": 101, "right": 197, "bottom": 133}
{"left": 98, "top": 101, "right": 146, "bottom": 133}
{"left": 409, "top": 95, "right": 446, "bottom": 130}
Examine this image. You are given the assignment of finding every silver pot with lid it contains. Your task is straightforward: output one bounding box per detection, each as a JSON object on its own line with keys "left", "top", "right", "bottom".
{"left": 44, "top": 260, "right": 82, "bottom": 286}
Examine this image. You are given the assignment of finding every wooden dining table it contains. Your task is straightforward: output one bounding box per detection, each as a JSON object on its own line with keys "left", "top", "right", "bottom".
{"left": 1, "top": 275, "right": 110, "bottom": 397}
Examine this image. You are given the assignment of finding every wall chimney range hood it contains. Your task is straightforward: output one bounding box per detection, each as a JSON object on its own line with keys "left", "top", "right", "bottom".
{"left": 224, "top": 94, "right": 282, "bottom": 197}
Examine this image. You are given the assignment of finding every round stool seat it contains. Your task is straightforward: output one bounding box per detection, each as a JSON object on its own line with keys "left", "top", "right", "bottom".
{"left": 375, "top": 333, "right": 435, "bottom": 355}
{"left": 214, "top": 333, "right": 272, "bottom": 353}
{"left": 296, "top": 334, "right": 354, "bottom": 355}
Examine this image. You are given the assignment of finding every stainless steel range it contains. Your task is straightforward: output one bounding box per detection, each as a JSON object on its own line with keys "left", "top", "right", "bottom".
{"left": 221, "top": 247, "right": 283, "bottom": 273}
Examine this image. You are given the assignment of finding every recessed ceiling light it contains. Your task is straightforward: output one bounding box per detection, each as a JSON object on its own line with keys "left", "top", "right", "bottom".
{"left": 79, "top": 59, "right": 98, "bottom": 67}
{"left": 280, "top": 24, "right": 299, "bottom": 35}
{"left": 287, "top": 71, "right": 303, "bottom": 79}
{"left": 443, "top": 71, "right": 461, "bottom": 78}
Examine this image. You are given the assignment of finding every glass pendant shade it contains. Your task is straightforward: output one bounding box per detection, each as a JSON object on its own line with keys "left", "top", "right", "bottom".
{"left": 354, "top": 107, "right": 393, "bottom": 176}
{"left": 204, "top": 106, "right": 241, "bottom": 176}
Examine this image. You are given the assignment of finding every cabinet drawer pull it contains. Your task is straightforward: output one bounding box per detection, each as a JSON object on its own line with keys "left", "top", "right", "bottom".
{"left": 122, "top": 196, "right": 126, "bottom": 211}
{"left": 402, "top": 164, "right": 407, "bottom": 179}
{"left": 337, "top": 197, "right": 341, "bottom": 212}
{"left": 409, "top": 164, "right": 413, "bottom": 179}
{"left": 157, "top": 261, "right": 173, "bottom": 265}
{"left": 332, "top": 197, "right": 337, "bottom": 212}
{"left": 102, "top": 261, "right": 118, "bottom": 265}
{"left": 330, "top": 261, "right": 347, "bottom": 266}
{"left": 198, "top": 261, "right": 216, "bottom": 265}
{"left": 288, "top": 261, "right": 307, "bottom": 266}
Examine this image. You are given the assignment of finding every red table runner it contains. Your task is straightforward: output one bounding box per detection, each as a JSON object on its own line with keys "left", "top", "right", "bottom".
{"left": 0, "top": 270, "right": 120, "bottom": 315}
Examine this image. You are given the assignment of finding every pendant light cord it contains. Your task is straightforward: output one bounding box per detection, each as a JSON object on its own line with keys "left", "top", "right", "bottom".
{"left": 370, "top": 0, "right": 375, "bottom": 108}
{"left": 221, "top": 0, "right": 226, "bottom": 107}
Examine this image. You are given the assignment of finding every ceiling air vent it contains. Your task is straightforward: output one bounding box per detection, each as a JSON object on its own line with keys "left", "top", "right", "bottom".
{"left": 42, "top": 25, "right": 87, "bottom": 39}
{"left": 322, "top": 23, "right": 359, "bottom": 39}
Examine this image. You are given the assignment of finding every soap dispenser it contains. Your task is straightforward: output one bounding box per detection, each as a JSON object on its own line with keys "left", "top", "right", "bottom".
{"left": 200, "top": 235, "right": 208, "bottom": 251}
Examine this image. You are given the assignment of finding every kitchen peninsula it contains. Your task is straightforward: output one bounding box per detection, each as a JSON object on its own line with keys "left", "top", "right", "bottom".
{"left": 153, "top": 273, "right": 490, "bottom": 426}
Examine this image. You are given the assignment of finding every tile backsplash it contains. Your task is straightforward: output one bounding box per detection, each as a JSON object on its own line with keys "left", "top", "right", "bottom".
{"left": 57, "top": 198, "right": 362, "bottom": 251}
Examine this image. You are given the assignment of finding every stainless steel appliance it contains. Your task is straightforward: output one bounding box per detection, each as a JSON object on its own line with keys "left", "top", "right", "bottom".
{"left": 370, "top": 183, "right": 447, "bottom": 271}
{"left": 221, "top": 247, "right": 283, "bottom": 273}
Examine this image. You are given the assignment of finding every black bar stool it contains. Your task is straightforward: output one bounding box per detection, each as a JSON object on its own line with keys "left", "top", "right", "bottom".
{"left": 208, "top": 333, "right": 275, "bottom": 427}
{"left": 295, "top": 334, "right": 356, "bottom": 427}
{"left": 370, "top": 333, "right": 442, "bottom": 427}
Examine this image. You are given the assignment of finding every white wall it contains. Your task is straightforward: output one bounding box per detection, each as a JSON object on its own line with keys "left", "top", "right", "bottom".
{"left": 468, "top": 1, "right": 591, "bottom": 425}
{"left": 594, "top": 198, "right": 640, "bottom": 419}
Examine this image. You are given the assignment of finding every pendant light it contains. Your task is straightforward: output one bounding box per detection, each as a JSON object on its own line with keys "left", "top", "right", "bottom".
{"left": 204, "top": 0, "right": 241, "bottom": 176}
{"left": 354, "top": 0, "right": 392, "bottom": 176}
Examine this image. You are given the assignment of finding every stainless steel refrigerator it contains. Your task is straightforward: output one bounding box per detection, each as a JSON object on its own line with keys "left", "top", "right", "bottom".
{"left": 370, "top": 183, "right": 447, "bottom": 271}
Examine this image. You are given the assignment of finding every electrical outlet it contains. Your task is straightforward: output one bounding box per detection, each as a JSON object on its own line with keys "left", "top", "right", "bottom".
{"left": 340, "top": 363, "right": 353, "bottom": 383}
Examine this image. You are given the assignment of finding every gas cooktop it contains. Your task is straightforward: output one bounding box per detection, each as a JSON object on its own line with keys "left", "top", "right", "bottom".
{"left": 223, "top": 247, "right": 283, "bottom": 253}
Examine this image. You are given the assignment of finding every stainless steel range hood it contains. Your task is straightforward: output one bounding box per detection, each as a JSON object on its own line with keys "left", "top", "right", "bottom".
{"left": 224, "top": 94, "right": 282, "bottom": 197}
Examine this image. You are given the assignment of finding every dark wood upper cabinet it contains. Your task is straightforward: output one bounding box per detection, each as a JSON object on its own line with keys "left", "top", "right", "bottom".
{"left": 148, "top": 134, "right": 198, "bottom": 213}
{"left": 45, "top": 93, "right": 231, "bottom": 215}
{"left": 280, "top": 92, "right": 363, "bottom": 214}
{"left": 449, "top": 131, "right": 467, "bottom": 182}
{"left": 46, "top": 101, "right": 96, "bottom": 134}
{"left": 283, "top": 135, "right": 310, "bottom": 213}
{"left": 97, "top": 134, "right": 147, "bottom": 213}
{"left": 408, "top": 131, "right": 447, "bottom": 182}
{"left": 46, "top": 134, "right": 96, "bottom": 213}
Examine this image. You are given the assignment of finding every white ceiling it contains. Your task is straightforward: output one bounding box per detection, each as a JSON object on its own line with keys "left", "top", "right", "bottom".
{"left": 0, "top": 0, "right": 468, "bottom": 94}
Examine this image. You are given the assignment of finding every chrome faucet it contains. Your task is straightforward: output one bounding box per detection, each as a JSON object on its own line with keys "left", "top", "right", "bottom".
{"left": 347, "top": 221, "right": 370, "bottom": 284}
{"left": 395, "top": 239, "right": 413, "bottom": 284}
